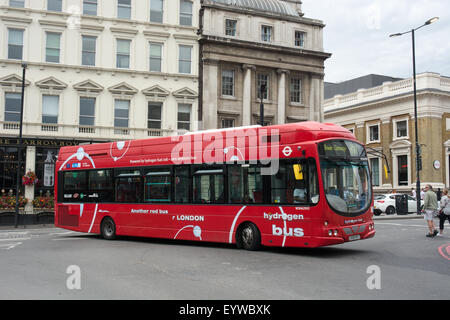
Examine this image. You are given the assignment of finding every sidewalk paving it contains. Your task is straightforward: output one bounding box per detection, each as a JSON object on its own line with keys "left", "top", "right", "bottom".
{"left": 373, "top": 213, "right": 424, "bottom": 221}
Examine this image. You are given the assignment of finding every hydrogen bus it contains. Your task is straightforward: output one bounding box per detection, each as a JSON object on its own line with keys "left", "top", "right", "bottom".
{"left": 54, "top": 122, "right": 375, "bottom": 250}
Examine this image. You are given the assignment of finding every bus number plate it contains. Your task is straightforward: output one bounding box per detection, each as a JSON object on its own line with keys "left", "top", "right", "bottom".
{"left": 349, "top": 235, "right": 361, "bottom": 241}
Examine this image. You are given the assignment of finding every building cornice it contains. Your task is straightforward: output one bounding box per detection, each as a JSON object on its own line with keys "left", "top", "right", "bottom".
{"left": 201, "top": 2, "right": 326, "bottom": 27}
{"left": 200, "top": 35, "right": 331, "bottom": 61}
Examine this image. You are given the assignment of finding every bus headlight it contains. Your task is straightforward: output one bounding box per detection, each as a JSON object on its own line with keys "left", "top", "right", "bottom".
{"left": 333, "top": 229, "right": 338, "bottom": 236}
{"left": 328, "top": 230, "right": 333, "bottom": 236}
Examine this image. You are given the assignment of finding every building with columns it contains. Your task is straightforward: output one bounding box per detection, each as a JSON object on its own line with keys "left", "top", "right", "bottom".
{"left": 199, "top": 0, "right": 330, "bottom": 129}
{"left": 324, "top": 73, "right": 450, "bottom": 193}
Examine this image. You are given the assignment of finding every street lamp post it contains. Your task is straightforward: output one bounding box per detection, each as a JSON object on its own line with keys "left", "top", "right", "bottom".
{"left": 14, "top": 62, "right": 27, "bottom": 228}
{"left": 389, "top": 17, "right": 439, "bottom": 215}
{"left": 259, "top": 84, "right": 267, "bottom": 126}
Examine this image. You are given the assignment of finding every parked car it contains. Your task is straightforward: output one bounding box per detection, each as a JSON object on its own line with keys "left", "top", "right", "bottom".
{"left": 373, "top": 193, "right": 424, "bottom": 215}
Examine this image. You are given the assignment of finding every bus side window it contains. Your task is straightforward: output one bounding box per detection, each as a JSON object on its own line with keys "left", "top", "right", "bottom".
{"left": 62, "top": 171, "right": 87, "bottom": 202}
{"left": 193, "top": 166, "right": 224, "bottom": 204}
{"left": 144, "top": 168, "right": 171, "bottom": 203}
{"left": 227, "top": 165, "right": 262, "bottom": 204}
{"left": 174, "top": 166, "right": 190, "bottom": 203}
{"left": 88, "top": 169, "right": 113, "bottom": 202}
{"left": 115, "top": 169, "right": 142, "bottom": 203}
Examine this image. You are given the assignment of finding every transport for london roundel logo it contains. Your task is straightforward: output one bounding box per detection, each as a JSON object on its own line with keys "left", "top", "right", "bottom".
{"left": 282, "top": 146, "right": 293, "bottom": 157}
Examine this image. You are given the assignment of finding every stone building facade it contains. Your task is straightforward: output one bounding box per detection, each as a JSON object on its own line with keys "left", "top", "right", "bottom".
{"left": 199, "top": 0, "right": 330, "bottom": 129}
{"left": 324, "top": 73, "right": 450, "bottom": 193}
{"left": 0, "top": 0, "right": 200, "bottom": 200}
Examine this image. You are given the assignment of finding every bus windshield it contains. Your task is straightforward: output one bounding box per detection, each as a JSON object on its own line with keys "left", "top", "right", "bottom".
{"left": 318, "top": 140, "right": 371, "bottom": 216}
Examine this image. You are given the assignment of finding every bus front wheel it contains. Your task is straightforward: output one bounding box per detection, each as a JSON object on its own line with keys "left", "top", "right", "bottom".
{"left": 101, "top": 217, "right": 117, "bottom": 240}
{"left": 237, "top": 222, "right": 261, "bottom": 251}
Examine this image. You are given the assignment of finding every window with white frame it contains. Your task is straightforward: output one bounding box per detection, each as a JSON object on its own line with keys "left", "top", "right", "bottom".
{"left": 79, "top": 97, "right": 95, "bottom": 126}
{"left": 42, "top": 95, "right": 59, "bottom": 124}
{"left": 114, "top": 99, "right": 129, "bottom": 128}
{"left": 48, "top": 0, "right": 62, "bottom": 12}
{"left": 395, "top": 119, "right": 408, "bottom": 139}
{"left": 4, "top": 93, "right": 21, "bottom": 122}
{"left": 83, "top": 0, "right": 97, "bottom": 15}
{"left": 290, "top": 77, "right": 302, "bottom": 103}
{"left": 148, "top": 102, "right": 162, "bottom": 129}
{"left": 179, "top": 0, "right": 192, "bottom": 26}
{"left": 221, "top": 70, "right": 235, "bottom": 97}
{"left": 261, "top": 25, "right": 272, "bottom": 42}
{"left": 116, "top": 39, "right": 131, "bottom": 69}
{"left": 9, "top": 0, "right": 24, "bottom": 8}
{"left": 117, "top": 0, "right": 131, "bottom": 19}
{"left": 369, "top": 158, "right": 380, "bottom": 186}
{"left": 177, "top": 104, "right": 191, "bottom": 131}
{"left": 8, "top": 28, "right": 24, "bottom": 60}
{"left": 368, "top": 124, "right": 380, "bottom": 143}
{"left": 82, "top": 35, "right": 96, "bottom": 66}
{"left": 397, "top": 155, "right": 408, "bottom": 186}
{"left": 150, "top": 0, "right": 163, "bottom": 23}
{"left": 178, "top": 45, "right": 192, "bottom": 74}
{"left": 149, "top": 43, "right": 162, "bottom": 72}
{"left": 45, "top": 32, "right": 61, "bottom": 63}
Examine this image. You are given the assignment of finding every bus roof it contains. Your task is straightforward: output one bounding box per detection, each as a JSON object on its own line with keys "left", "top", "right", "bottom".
{"left": 56, "top": 121, "right": 355, "bottom": 166}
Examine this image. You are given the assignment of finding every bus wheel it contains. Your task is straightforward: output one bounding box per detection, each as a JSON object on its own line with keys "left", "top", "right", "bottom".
{"left": 101, "top": 217, "right": 116, "bottom": 240}
{"left": 237, "top": 223, "right": 261, "bottom": 251}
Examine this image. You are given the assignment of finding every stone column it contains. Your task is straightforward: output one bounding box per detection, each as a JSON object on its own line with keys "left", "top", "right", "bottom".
{"left": 309, "top": 74, "right": 323, "bottom": 122}
{"left": 202, "top": 59, "right": 218, "bottom": 129}
{"left": 242, "top": 64, "right": 254, "bottom": 126}
{"left": 277, "top": 69, "right": 288, "bottom": 124}
{"left": 25, "top": 146, "right": 36, "bottom": 214}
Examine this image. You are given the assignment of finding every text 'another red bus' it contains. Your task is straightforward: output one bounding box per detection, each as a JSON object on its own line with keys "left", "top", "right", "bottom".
{"left": 54, "top": 122, "right": 375, "bottom": 250}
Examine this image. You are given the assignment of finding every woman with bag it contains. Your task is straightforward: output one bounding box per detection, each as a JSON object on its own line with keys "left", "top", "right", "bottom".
{"left": 438, "top": 189, "right": 450, "bottom": 235}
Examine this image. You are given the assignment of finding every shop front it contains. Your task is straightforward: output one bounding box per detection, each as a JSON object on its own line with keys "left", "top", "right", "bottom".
{"left": 0, "top": 137, "right": 100, "bottom": 221}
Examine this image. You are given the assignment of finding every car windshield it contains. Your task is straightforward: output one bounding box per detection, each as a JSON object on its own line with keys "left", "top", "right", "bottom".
{"left": 318, "top": 140, "right": 372, "bottom": 217}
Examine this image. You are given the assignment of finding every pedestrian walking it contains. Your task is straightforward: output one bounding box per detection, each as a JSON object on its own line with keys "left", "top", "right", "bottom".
{"left": 411, "top": 188, "right": 416, "bottom": 199}
{"left": 422, "top": 184, "right": 439, "bottom": 237}
{"left": 438, "top": 189, "right": 450, "bottom": 235}
{"left": 437, "top": 188, "right": 442, "bottom": 201}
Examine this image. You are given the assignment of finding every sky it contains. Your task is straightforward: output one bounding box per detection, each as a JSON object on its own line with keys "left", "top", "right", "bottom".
{"left": 302, "top": 0, "right": 450, "bottom": 83}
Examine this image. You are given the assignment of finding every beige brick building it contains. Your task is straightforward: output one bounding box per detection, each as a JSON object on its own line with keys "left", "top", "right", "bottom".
{"left": 324, "top": 73, "right": 450, "bottom": 193}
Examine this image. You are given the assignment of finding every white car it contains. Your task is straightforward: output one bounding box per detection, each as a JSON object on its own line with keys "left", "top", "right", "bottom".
{"left": 373, "top": 193, "right": 424, "bottom": 215}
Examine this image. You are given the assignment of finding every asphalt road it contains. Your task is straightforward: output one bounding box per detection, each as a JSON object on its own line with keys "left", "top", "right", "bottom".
{"left": 0, "top": 217, "right": 449, "bottom": 300}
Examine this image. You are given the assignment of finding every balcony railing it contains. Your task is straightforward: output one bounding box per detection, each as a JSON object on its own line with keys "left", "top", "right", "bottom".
{"left": 0, "top": 121, "right": 187, "bottom": 140}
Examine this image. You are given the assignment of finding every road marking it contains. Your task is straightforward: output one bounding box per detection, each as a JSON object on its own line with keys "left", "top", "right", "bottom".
{"left": 0, "top": 237, "right": 30, "bottom": 242}
{"left": 438, "top": 244, "right": 450, "bottom": 261}
{"left": 376, "top": 222, "right": 426, "bottom": 228}
{"left": 0, "top": 242, "right": 22, "bottom": 250}
{"left": 49, "top": 231, "right": 74, "bottom": 236}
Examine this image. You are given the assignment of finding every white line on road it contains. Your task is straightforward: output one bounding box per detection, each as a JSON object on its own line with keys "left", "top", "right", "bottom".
{"left": 376, "top": 222, "right": 427, "bottom": 228}
{"left": 49, "top": 231, "right": 74, "bottom": 236}
{"left": 0, "top": 242, "right": 22, "bottom": 250}
{"left": 0, "top": 237, "right": 31, "bottom": 242}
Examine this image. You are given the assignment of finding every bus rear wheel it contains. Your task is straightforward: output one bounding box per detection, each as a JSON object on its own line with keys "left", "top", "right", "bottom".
{"left": 237, "top": 223, "right": 261, "bottom": 251}
{"left": 101, "top": 217, "right": 116, "bottom": 240}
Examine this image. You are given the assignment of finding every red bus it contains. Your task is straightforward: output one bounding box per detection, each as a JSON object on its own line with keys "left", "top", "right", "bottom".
{"left": 54, "top": 122, "right": 375, "bottom": 250}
